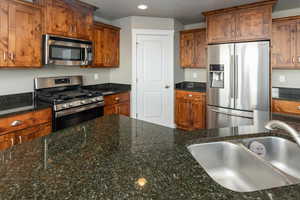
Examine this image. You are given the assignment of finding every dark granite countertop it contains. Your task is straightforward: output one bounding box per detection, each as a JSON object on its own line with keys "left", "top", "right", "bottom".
{"left": 273, "top": 87, "right": 300, "bottom": 102}
{"left": 0, "top": 92, "right": 51, "bottom": 118}
{"left": 175, "top": 81, "right": 206, "bottom": 93}
{"left": 83, "top": 83, "right": 131, "bottom": 96}
{"left": 1, "top": 114, "right": 300, "bottom": 199}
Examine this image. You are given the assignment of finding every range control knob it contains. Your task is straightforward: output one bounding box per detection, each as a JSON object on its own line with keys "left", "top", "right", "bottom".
{"left": 96, "top": 97, "right": 102, "bottom": 101}
{"left": 81, "top": 100, "right": 87, "bottom": 104}
{"left": 62, "top": 104, "right": 69, "bottom": 109}
{"left": 92, "top": 98, "right": 97, "bottom": 102}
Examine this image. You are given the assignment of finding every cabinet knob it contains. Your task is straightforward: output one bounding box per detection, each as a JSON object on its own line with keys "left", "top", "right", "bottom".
{"left": 188, "top": 94, "right": 193, "bottom": 97}
{"left": 11, "top": 120, "right": 23, "bottom": 127}
{"left": 297, "top": 106, "right": 300, "bottom": 110}
{"left": 115, "top": 97, "right": 120, "bottom": 101}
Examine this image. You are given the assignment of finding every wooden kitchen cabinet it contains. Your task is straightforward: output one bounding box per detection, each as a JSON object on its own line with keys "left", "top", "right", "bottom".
{"left": 0, "top": 0, "right": 42, "bottom": 68}
{"left": 206, "top": 13, "right": 236, "bottom": 44}
{"left": 39, "top": 0, "right": 96, "bottom": 40}
{"left": 0, "top": 108, "right": 52, "bottom": 150}
{"left": 272, "top": 99, "right": 300, "bottom": 116}
{"left": 203, "top": 1, "right": 276, "bottom": 44}
{"left": 180, "top": 28, "right": 207, "bottom": 68}
{"left": 175, "top": 90, "right": 206, "bottom": 131}
{"left": 272, "top": 16, "right": 300, "bottom": 69}
{"left": 92, "top": 22, "right": 120, "bottom": 68}
{"left": 104, "top": 92, "right": 130, "bottom": 117}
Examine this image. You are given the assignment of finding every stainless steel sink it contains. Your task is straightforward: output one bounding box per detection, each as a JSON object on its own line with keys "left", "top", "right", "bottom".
{"left": 242, "top": 137, "right": 300, "bottom": 179}
{"left": 188, "top": 138, "right": 300, "bottom": 192}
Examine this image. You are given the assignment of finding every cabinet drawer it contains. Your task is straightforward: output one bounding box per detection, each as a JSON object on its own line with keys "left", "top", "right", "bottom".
{"left": 104, "top": 92, "right": 130, "bottom": 106}
{"left": 176, "top": 90, "right": 206, "bottom": 100}
{"left": 0, "top": 108, "right": 52, "bottom": 135}
{"left": 272, "top": 99, "right": 300, "bottom": 115}
{"left": 15, "top": 122, "right": 52, "bottom": 144}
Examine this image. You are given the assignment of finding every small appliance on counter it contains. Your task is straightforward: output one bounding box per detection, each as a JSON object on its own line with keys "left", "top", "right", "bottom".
{"left": 43, "top": 35, "right": 93, "bottom": 66}
{"left": 34, "top": 76, "right": 104, "bottom": 131}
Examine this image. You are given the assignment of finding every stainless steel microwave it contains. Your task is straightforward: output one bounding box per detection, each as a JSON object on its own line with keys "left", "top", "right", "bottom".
{"left": 43, "top": 35, "right": 93, "bottom": 66}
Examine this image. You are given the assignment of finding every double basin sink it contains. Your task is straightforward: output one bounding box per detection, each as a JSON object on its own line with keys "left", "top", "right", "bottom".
{"left": 188, "top": 137, "right": 300, "bottom": 192}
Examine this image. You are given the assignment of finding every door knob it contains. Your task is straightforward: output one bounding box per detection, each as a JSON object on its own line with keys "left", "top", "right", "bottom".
{"left": 165, "top": 85, "right": 170, "bottom": 89}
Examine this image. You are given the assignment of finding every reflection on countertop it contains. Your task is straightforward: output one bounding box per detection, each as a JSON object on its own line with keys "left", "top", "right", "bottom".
{"left": 1, "top": 114, "right": 300, "bottom": 199}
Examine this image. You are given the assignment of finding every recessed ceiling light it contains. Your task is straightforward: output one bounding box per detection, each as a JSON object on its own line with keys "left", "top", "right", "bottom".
{"left": 138, "top": 4, "right": 148, "bottom": 10}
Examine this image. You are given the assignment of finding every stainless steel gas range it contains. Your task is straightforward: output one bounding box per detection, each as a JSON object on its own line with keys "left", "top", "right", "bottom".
{"left": 34, "top": 76, "right": 104, "bottom": 131}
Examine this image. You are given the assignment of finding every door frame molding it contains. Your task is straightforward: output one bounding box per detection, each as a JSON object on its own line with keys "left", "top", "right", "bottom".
{"left": 131, "top": 29, "right": 175, "bottom": 128}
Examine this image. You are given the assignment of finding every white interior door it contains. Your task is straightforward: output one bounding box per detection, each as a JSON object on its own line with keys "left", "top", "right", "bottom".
{"left": 136, "top": 34, "right": 174, "bottom": 127}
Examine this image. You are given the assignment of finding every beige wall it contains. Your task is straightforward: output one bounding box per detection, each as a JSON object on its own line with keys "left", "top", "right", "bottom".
{"left": 0, "top": 66, "right": 110, "bottom": 95}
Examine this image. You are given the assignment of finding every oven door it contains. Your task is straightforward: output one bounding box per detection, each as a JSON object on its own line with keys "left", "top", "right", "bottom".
{"left": 54, "top": 103, "right": 104, "bottom": 131}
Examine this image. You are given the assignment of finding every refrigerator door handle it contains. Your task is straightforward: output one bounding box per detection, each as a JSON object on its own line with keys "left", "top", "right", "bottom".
{"left": 230, "top": 55, "right": 235, "bottom": 99}
{"left": 210, "top": 109, "right": 253, "bottom": 119}
{"left": 235, "top": 55, "right": 239, "bottom": 99}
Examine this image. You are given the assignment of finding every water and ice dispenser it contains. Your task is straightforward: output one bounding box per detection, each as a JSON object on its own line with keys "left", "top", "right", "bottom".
{"left": 209, "top": 64, "right": 224, "bottom": 88}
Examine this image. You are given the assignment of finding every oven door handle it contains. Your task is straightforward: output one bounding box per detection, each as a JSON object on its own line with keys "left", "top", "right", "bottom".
{"left": 55, "top": 102, "right": 104, "bottom": 118}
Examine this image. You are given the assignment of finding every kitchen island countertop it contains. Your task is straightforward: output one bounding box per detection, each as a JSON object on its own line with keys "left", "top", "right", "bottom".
{"left": 1, "top": 114, "right": 300, "bottom": 199}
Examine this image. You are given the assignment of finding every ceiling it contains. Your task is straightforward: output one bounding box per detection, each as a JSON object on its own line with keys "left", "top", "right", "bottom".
{"left": 83, "top": 0, "right": 300, "bottom": 24}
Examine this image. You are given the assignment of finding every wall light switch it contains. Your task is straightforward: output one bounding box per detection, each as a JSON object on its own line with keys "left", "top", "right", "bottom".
{"left": 94, "top": 73, "right": 99, "bottom": 80}
{"left": 279, "top": 75, "right": 286, "bottom": 83}
{"left": 192, "top": 73, "right": 198, "bottom": 79}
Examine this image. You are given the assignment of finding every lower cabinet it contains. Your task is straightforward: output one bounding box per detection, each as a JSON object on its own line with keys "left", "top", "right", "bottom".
{"left": 104, "top": 92, "right": 130, "bottom": 117}
{"left": 0, "top": 108, "right": 52, "bottom": 151}
{"left": 272, "top": 99, "right": 300, "bottom": 115}
{"left": 175, "top": 90, "right": 206, "bottom": 131}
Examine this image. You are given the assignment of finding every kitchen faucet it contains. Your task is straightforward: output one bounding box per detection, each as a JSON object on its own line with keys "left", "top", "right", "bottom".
{"left": 265, "top": 120, "right": 300, "bottom": 147}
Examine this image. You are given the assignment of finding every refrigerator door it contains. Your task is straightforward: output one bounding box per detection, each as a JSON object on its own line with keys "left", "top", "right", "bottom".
{"left": 207, "top": 44, "right": 235, "bottom": 109}
{"left": 207, "top": 106, "right": 253, "bottom": 129}
{"left": 235, "top": 41, "right": 270, "bottom": 111}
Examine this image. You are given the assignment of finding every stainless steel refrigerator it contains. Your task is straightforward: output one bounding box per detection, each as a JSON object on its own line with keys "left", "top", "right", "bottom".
{"left": 207, "top": 41, "right": 270, "bottom": 129}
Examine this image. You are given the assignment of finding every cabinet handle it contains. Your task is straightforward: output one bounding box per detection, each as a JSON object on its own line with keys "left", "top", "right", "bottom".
{"left": 292, "top": 57, "right": 295, "bottom": 64}
{"left": 11, "top": 138, "right": 14, "bottom": 146}
{"left": 19, "top": 136, "right": 22, "bottom": 144}
{"left": 11, "top": 120, "right": 23, "bottom": 127}
{"left": 3, "top": 52, "right": 7, "bottom": 61}
{"left": 298, "top": 57, "right": 300, "bottom": 63}
{"left": 9, "top": 52, "right": 15, "bottom": 61}
{"left": 297, "top": 106, "right": 300, "bottom": 110}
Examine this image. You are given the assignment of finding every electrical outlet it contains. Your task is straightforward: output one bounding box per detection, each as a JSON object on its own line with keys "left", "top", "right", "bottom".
{"left": 94, "top": 73, "right": 99, "bottom": 80}
{"left": 192, "top": 73, "right": 198, "bottom": 79}
{"left": 279, "top": 75, "right": 286, "bottom": 83}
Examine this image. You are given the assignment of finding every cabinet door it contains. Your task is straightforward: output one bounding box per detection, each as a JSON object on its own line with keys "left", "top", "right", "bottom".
{"left": 236, "top": 6, "right": 272, "bottom": 41}
{"left": 193, "top": 30, "right": 207, "bottom": 68}
{"left": 93, "top": 25, "right": 104, "bottom": 67}
{"left": 8, "top": 2, "right": 42, "bottom": 67}
{"left": 118, "top": 102, "right": 130, "bottom": 117}
{"left": 73, "top": 5, "right": 93, "bottom": 40}
{"left": 206, "top": 13, "right": 236, "bottom": 44}
{"left": 296, "top": 20, "right": 300, "bottom": 67}
{"left": 191, "top": 99, "right": 206, "bottom": 129}
{"left": 103, "top": 28, "right": 120, "bottom": 67}
{"left": 0, "top": 133, "right": 15, "bottom": 151}
{"left": 272, "top": 20, "right": 296, "bottom": 69}
{"left": 0, "top": 0, "right": 8, "bottom": 67}
{"left": 175, "top": 98, "right": 191, "bottom": 129}
{"left": 180, "top": 32, "right": 194, "bottom": 67}
{"left": 104, "top": 105, "right": 118, "bottom": 115}
{"left": 45, "top": 0, "right": 73, "bottom": 37}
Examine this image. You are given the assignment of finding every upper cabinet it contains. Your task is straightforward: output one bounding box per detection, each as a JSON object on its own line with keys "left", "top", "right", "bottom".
{"left": 92, "top": 22, "right": 120, "bottom": 68}
{"left": 272, "top": 16, "right": 300, "bottom": 69}
{"left": 180, "top": 28, "right": 207, "bottom": 68}
{"left": 0, "top": 0, "right": 42, "bottom": 68}
{"left": 203, "top": 0, "right": 276, "bottom": 44}
{"left": 37, "top": 0, "right": 96, "bottom": 40}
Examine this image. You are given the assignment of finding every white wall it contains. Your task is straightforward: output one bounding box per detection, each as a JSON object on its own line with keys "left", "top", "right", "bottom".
{"left": 0, "top": 66, "right": 110, "bottom": 95}
{"left": 110, "top": 17, "right": 133, "bottom": 84}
